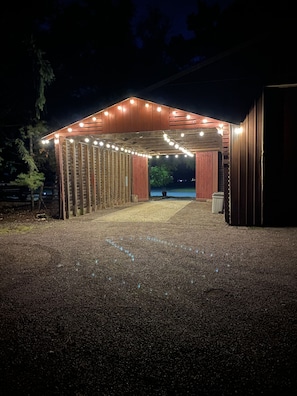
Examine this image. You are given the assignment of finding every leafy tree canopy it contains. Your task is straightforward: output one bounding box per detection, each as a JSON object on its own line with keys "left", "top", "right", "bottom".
{"left": 150, "top": 165, "right": 173, "bottom": 189}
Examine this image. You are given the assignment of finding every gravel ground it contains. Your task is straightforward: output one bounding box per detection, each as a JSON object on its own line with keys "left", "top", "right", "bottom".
{"left": 0, "top": 200, "right": 296, "bottom": 396}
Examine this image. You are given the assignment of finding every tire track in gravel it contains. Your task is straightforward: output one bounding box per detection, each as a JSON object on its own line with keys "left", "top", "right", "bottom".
{"left": 0, "top": 243, "right": 62, "bottom": 269}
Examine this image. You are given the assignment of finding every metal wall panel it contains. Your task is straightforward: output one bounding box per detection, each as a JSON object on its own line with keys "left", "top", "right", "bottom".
{"left": 229, "top": 96, "right": 264, "bottom": 226}
{"left": 263, "top": 86, "right": 297, "bottom": 226}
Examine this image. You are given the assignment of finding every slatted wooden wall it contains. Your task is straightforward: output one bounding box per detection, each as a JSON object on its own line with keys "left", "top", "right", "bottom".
{"left": 61, "top": 140, "right": 132, "bottom": 218}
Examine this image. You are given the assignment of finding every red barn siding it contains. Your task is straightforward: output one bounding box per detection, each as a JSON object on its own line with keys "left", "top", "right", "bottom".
{"left": 195, "top": 151, "right": 219, "bottom": 199}
{"left": 44, "top": 97, "right": 231, "bottom": 221}
{"left": 132, "top": 156, "right": 149, "bottom": 201}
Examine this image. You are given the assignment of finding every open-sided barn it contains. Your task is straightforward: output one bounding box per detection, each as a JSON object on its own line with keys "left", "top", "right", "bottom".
{"left": 42, "top": 25, "right": 297, "bottom": 227}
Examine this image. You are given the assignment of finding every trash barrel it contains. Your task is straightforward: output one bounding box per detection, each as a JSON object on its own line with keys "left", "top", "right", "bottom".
{"left": 131, "top": 194, "right": 138, "bottom": 203}
{"left": 212, "top": 192, "right": 224, "bottom": 213}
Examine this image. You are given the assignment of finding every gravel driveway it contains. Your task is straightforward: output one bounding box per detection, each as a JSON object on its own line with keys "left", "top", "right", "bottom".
{"left": 1, "top": 200, "right": 296, "bottom": 395}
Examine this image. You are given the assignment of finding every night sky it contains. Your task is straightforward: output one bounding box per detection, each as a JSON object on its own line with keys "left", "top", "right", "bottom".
{"left": 133, "top": 0, "right": 234, "bottom": 39}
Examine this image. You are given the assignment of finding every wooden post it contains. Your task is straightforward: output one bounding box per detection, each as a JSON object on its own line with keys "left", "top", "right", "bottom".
{"left": 85, "top": 144, "right": 91, "bottom": 213}
{"left": 64, "top": 140, "right": 71, "bottom": 219}
{"left": 78, "top": 143, "right": 84, "bottom": 215}
{"left": 54, "top": 136, "right": 66, "bottom": 220}
{"left": 71, "top": 141, "right": 78, "bottom": 216}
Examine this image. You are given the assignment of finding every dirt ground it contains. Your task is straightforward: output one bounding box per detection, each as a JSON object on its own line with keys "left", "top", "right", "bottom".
{"left": 0, "top": 199, "right": 296, "bottom": 395}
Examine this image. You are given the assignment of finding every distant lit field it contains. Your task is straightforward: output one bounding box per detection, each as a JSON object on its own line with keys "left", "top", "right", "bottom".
{"left": 150, "top": 183, "right": 196, "bottom": 197}
{"left": 166, "top": 187, "right": 195, "bottom": 192}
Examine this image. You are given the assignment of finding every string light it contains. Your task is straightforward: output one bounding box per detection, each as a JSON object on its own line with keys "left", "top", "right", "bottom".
{"left": 217, "top": 127, "right": 223, "bottom": 136}
{"left": 163, "top": 132, "right": 194, "bottom": 157}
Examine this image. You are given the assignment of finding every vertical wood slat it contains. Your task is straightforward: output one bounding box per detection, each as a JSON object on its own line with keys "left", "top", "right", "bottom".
{"left": 71, "top": 142, "right": 78, "bottom": 216}
{"left": 64, "top": 141, "right": 71, "bottom": 219}
{"left": 96, "top": 148, "right": 101, "bottom": 209}
{"left": 85, "top": 144, "right": 91, "bottom": 213}
{"left": 127, "top": 155, "right": 132, "bottom": 202}
{"left": 119, "top": 152, "right": 123, "bottom": 204}
{"left": 91, "top": 146, "right": 97, "bottom": 212}
{"left": 106, "top": 150, "right": 111, "bottom": 207}
{"left": 114, "top": 151, "right": 119, "bottom": 205}
{"left": 124, "top": 155, "right": 127, "bottom": 203}
{"left": 102, "top": 149, "right": 107, "bottom": 208}
{"left": 60, "top": 141, "right": 135, "bottom": 218}
{"left": 90, "top": 146, "right": 94, "bottom": 211}
{"left": 78, "top": 143, "right": 84, "bottom": 215}
{"left": 55, "top": 137, "right": 66, "bottom": 220}
{"left": 111, "top": 151, "right": 115, "bottom": 207}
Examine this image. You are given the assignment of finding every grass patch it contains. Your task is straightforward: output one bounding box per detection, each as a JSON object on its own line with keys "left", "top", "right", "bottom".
{"left": 0, "top": 225, "right": 33, "bottom": 234}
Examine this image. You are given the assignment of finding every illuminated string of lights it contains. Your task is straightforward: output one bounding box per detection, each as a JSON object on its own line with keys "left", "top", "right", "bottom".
{"left": 41, "top": 135, "right": 153, "bottom": 158}
{"left": 41, "top": 97, "right": 229, "bottom": 157}
{"left": 163, "top": 132, "right": 194, "bottom": 157}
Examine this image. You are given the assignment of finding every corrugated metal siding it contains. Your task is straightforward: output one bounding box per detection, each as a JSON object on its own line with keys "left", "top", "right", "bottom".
{"left": 222, "top": 126, "right": 230, "bottom": 223}
{"left": 230, "top": 86, "right": 297, "bottom": 226}
{"left": 263, "top": 86, "right": 297, "bottom": 226}
{"left": 229, "top": 96, "right": 264, "bottom": 226}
